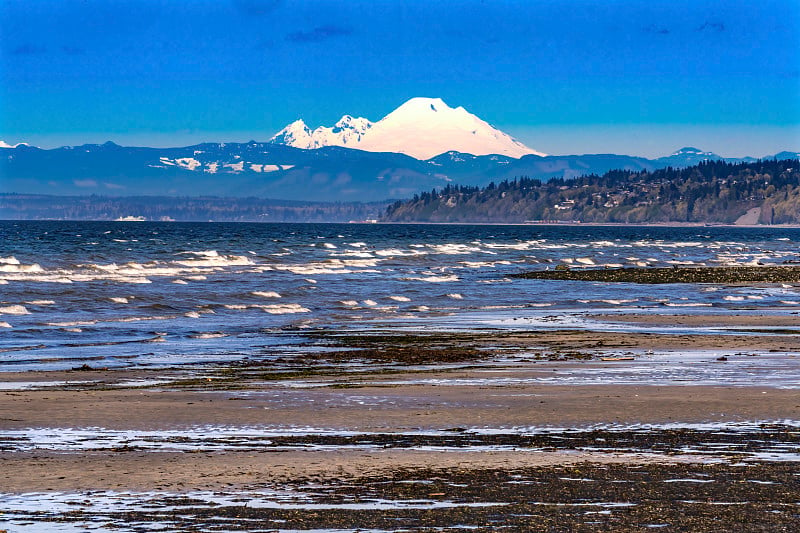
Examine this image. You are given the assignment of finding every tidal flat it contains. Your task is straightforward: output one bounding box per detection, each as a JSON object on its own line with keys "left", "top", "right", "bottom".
{"left": 2, "top": 324, "right": 799, "bottom": 531}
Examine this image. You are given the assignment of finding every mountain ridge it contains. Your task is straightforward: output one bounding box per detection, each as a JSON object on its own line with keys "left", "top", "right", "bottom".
{"left": 1, "top": 140, "right": 797, "bottom": 203}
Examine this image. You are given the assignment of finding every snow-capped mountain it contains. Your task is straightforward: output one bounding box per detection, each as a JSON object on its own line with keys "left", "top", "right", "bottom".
{"left": 270, "top": 97, "right": 545, "bottom": 160}
{"left": 653, "top": 146, "right": 728, "bottom": 167}
{"left": 270, "top": 115, "right": 372, "bottom": 150}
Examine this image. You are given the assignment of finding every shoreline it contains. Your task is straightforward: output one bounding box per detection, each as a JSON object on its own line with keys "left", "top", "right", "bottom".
{"left": 5, "top": 217, "right": 800, "bottom": 228}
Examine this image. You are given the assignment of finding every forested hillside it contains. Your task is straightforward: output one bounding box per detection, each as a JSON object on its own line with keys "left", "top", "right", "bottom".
{"left": 383, "top": 159, "right": 800, "bottom": 224}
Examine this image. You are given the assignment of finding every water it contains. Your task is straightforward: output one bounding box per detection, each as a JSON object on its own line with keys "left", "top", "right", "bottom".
{"left": 3, "top": 221, "right": 800, "bottom": 371}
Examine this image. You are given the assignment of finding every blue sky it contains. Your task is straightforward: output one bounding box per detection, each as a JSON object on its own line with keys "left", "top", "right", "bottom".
{"left": 1, "top": 0, "right": 798, "bottom": 157}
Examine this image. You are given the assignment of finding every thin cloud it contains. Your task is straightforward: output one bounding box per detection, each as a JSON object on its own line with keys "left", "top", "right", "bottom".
{"left": 643, "top": 25, "right": 670, "bottom": 35}
{"left": 61, "top": 46, "right": 85, "bottom": 55}
{"left": 697, "top": 21, "right": 726, "bottom": 32}
{"left": 232, "top": 0, "right": 282, "bottom": 17}
{"left": 10, "top": 44, "right": 47, "bottom": 55}
{"left": 286, "top": 25, "right": 353, "bottom": 44}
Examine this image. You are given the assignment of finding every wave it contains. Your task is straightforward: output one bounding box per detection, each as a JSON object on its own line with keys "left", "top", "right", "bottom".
{"left": 260, "top": 304, "right": 310, "bottom": 314}
{"left": 405, "top": 275, "right": 459, "bottom": 283}
{"left": 190, "top": 332, "right": 228, "bottom": 339}
{"left": 0, "top": 305, "right": 30, "bottom": 315}
{"left": 252, "top": 291, "right": 281, "bottom": 298}
{"left": 0, "top": 262, "right": 43, "bottom": 273}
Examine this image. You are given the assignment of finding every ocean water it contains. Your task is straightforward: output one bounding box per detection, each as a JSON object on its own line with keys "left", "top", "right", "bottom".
{"left": 2, "top": 221, "right": 800, "bottom": 371}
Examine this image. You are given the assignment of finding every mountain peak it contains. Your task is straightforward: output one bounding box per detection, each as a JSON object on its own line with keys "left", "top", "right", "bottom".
{"left": 393, "top": 96, "right": 449, "bottom": 113}
{"left": 270, "top": 98, "right": 545, "bottom": 160}
{"left": 672, "top": 147, "right": 706, "bottom": 155}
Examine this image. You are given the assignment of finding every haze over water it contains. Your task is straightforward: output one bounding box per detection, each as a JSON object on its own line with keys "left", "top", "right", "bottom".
{"left": 3, "top": 221, "right": 800, "bottom": 372}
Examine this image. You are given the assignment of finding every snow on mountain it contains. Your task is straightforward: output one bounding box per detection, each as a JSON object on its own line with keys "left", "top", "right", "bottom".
{"left": 270, "top": 97, "right": 544, "bottom": 160}
{"left": 669, "top": 147, "right": 720, "bottom": 158}
{"left": 0, "top": 140, "right": 28, "bottom": 148}
{"left": 655, "top": 147, "right": 724, "bottom": 167}
{"left": 270, "top": 115, "right": 372, "bottom": 150}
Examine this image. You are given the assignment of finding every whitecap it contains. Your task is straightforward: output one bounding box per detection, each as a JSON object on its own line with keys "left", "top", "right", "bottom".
{"left": 405, "top": 275, "right": 459, "bottom": 283}
{"left": 427, "top": 243, "right": 482, "bottom": 255}
{"left": 26, "top": 300, "right": 55, "bottom": 305}
{"left": 172, "top": 279, "right": 188, "bottom": 284}
{"left": 109, "top": 297, "right": 129, "bottom": 304}
{"left": 191, "top": 332, "right": 228, "bottom": 339}
{"left": 175, "top": 254, "right": 253, "bottom": 267}
{"left": 47, "top": 320, "right": 97, "bottom": 327}
{"left": 0, "top": 321, "right": 11, "bottom": 328}
{"left": 340, "top": 300, "right": 359, "bottom": 306}
{"left": 374, "top": 248, "right": 423, "bottom": 257}
{"left": 388, "top": 295, "right": 411, "bottom": 302}
{"left": 340, "top": 259, "right": 381, "bottom": 267}
{"left": 362, "top": 300, "right": 377, "bottom": 306}
{"left": 252, "top": 291, "right": 281, "bottom": 298}
{"left": 0, "top": 262, "right": 43, "bottom": 273}
{"left": 0, "top": 305, "right": 30, "bottom": 315}
{"left": 447, "top": 293, "right": 464, "bottom": 299}
{"left": 180, "top": 250, "right": 219, "bottom": 257}
{"left": 260, "top": 304, "right": 310, "bottom": 314}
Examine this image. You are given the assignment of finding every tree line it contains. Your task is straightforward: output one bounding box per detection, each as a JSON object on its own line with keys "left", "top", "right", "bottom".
{"left": 383, "top": 159, "right": 800, "bottom": 224}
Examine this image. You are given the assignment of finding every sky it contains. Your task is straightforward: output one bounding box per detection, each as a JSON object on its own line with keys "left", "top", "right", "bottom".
{"left": 1, "top": 0, "right": 798, "bottom": 158}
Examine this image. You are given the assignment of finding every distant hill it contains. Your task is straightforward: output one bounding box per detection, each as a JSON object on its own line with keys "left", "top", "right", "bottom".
{"left": 2, "top": 141, "right": 796, "bottom": 203}
{"left": 383, "top": 159, "right": 800, "bottom": 225}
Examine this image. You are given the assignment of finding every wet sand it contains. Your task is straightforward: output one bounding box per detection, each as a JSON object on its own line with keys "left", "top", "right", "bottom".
{"left": 2, "top": 380, "right": 798, "bottom": 433}
{"left": 2, "top": 323, "right": 800, "bottom": 530}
